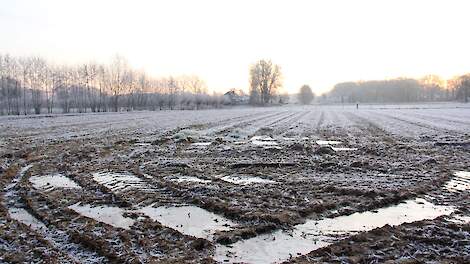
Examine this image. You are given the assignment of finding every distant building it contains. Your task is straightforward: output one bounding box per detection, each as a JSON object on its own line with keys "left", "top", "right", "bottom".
{"left": 223, "top": 89, "right": 249, "bottom": 105}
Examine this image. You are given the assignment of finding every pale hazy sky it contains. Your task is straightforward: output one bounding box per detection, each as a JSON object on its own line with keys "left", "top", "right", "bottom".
{"left": 1, "top": 0, "right": 470, "bottom": 94}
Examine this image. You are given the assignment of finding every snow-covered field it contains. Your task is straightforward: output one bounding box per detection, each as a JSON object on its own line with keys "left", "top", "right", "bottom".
{"left": 0, "top": 103, "right": 469, "bottom": 263}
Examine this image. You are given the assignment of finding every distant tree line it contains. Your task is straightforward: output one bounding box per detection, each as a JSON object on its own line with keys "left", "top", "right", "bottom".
{"left": 0, "top": 54, "right": 225, "bottom": 115}
{"left": 327, "top": 75, "right": 470, "bottom": 103}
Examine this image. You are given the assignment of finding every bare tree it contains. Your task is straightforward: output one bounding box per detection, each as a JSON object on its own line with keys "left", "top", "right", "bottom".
{"left": 420, "top": 75, "right": 445, "bottom": 101}
{"left": 167, "top": 77, "right": 178, "bottom": 110}
{"left": 109, "top": 55, "right": 128, "bottom": 112}
{"left": 456, "top": 74, "right": 470, "bottom": 103}
{"left": 97, "top": 65, "right": 108, "bottom": 112}
{"left": 249, "top": 59, "right": 282, "bottom": 105}
{"left": 298, "top": 85, "right": 315, "bottom": 104}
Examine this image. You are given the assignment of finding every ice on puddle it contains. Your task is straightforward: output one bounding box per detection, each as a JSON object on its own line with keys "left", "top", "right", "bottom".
{"left": 9, "top": 208, "right": 47, "bottom": 231}
{"left": 134, "top": 142, "right": 151, "bottom": 146}
{"left": 448, "top": 215, "right": 470, "bottom": 224}
{"left": 221, "top": 175, "right": 277, "bottom": 185}
{"left": 445, "top": 171, "right": 470, "bottom": 192}
{"left": 92, "top": 171, "right": 152, "bottom": 193}
{"left": 215, "top": 198, "right": 454, "bottom": 264}
{"left": 171, "top": 176, "right": 211, "bottom": 184}
{"left": 139, "top": 205, "right": 235, "bottom": 240}
{"left": 331, "top": 147, "right": 358, "bottom": 151}
{"left": 29, "top": 174, "right": 82, "bottom": 191}
{"left": 69, "top": 203, "right": 135, "bottom": 230}
{"left": 68, "top": 202, "right": 235, "bottom": 239}
{"left": 299, "top": 198, "right": 454, "bottom": 235}
{"left": 282, "top": 137, "right": 296, "bottom": 141}
{"left": 316, "top": 140, "right": 342, "bottom": 146}
{"left": 251, "top": 136, "right": 278, "bottom": 146}
{"left": 190, "top": 142, "right": 212, "bottom": 147}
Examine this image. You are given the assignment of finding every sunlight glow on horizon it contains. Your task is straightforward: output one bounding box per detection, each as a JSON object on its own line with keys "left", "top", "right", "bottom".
{"left": 2, "top": 0, "right": 470, "bottom": 95}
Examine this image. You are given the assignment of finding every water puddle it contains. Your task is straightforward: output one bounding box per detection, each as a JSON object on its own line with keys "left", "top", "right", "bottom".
{"left": 215, "top": 230, "right": 331, "bottom": 264}
{"left": 29, "top": 174, "right": 82, "bottom": 191}
{"left": 171, "top": 176, "right": 212, "bottom": 184}
{"left": 5, "top": 165, "right": 106, "bottom": 262}
{"left": 8, "top": 207, "right": 47, "bottom": 231}
{"left": 134, "top": 142, "right": 152, "bottom": 147}
{"left": 251, "top": 136, "right": 278, "bottom": 146}
{"left": 190, "top": 142, "right": 212, "bottom": 147}
{"left": 214, "top": 198, "right": 454, "bottom": 263}
{"left": 297, "top": 198, "right": 453, "bottom": 236}
{"left": 266, "top": 145, "right": 283, "bottom": 150}
{"left": 316, "top": 140, "right": 357, "bottom": 152}
{"left": 445, "top": 171, "right": 470, "bottom": 192}
{"left": 449, "top": 215, "right": 470, "bottom": 224}
{"left": 139, "top": 205, "right": 235, "bottom": 240}
{"left": 331, "top": 147, "right": 358, "bottom": 151}
{"left": 220, "top": 175, "right": 277, "bottom": 185}
{"left": 282, "top": 137, "right": 296, "bottom": 141}
{"left": 92, "top": 171, "right": 152, "bottom": 193}
{"left": 316, "top": 140, "right": 342, "bottom": 146}
{"left": 68, "top": 203, "right": 135, "bottom": 230}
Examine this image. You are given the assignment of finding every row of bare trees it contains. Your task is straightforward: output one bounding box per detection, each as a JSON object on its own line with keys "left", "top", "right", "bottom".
{"left": 327, "top": 74, "right": 470, "bottom": 103}
{"left": 0, "top": 54, "right": 224, "bottom": 115}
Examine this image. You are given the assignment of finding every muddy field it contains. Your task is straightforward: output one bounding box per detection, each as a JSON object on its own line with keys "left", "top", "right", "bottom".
{"left": 0, "top": 103, "right": 469, "bottom": 263}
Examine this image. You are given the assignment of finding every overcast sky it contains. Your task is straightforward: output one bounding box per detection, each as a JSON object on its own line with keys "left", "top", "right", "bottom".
{"left": 1, "top": 0, "right": 470, "bottom": 94}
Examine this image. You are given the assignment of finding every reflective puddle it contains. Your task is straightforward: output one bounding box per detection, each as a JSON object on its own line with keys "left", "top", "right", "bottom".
{"left": 214, "top": 198, "right": 454, "bottom": 263}
{"left": 68, "top": 202, "right": 237, "bottom": 237}
{"left": 251, "top": 136, "right": 278, "bottom": 146}
{"left": 445, "top": 171, "right": 470, "bottom": 192}
{"left": 331, "top": 147, "right": 358, "bottom": 151}
{"left": 29, "top": 174, "right": 82, "bottom": 191}
{"left": 8, "top": 208, "right": 47, "bottom": 231}
{"left": 215, "top": 229, "right": 331, "bottom": 264}
{"left": 449, "top": 215, "right": 470, "bottom": 224}
{"left": 92, "top": 171, "right": 152, "bottom": 193}
{"left": 282, "top": 137, "right": 296, "bottom": 141}
{"left": 68, "top": 203, "right": 135, "bottom": 230}
{"left": 171, "top": 176, "right": 212, "bottom": 184}
{"left": 190, "top": 142, "right": 212, "bottom": 147}
{"left": 139, "top": 205, "right": 235, "bottom": 240}
{"left": 134, "top": 142, "right": 152, "bottom": 147}
{"left": 316, "top": 140, "right": 342, "bottom": 146}
{"left": 297, "top": 198, "right": 454, "bottom": 236}
{"left": 316, "top": 140, "right": 357, "bottom": 152}
{"left": 221, "top": 175, "right": 277, "bottom": 185}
